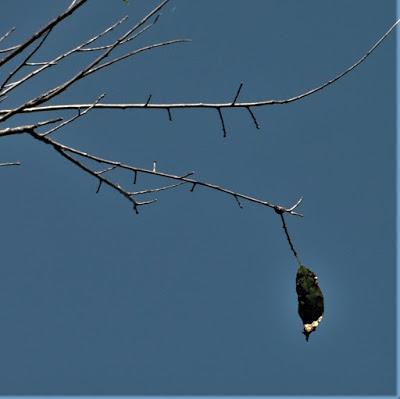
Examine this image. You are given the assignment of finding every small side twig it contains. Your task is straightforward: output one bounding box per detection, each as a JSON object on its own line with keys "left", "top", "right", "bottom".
{"left": 217, "top": 108, "right": 227, "bottom": 137}
{"left": 130, "top": 181, "right": 186, "bottom": 196}
{"left": 167, "top": 107, "right": 172, "bottom": 121}
{"left": 0, "top": 27, "right": 15, "bottom": 45}
{"left": 231, "top": 82, "right": 243, "bottom": 105}
{"left": 145, "top": 94, "right": 152, "bottom": 107}
{"left": 0, "top": 161, "right": 21, "bottom": 167}
{"left": 95, "top": 165, "right": 118, "bottom": 175}
{"left": 96, "top": 180, "right": 102, "bottom": 193}
{"left": 233, "top": 194, "right": 243, "bottom": 209}
{"left": 1, "top": 28, "right": 52, "bottom": 91}
{"left": 246, "top": 106, "right": 260, "bottom": 129}
{"left": 41, "top": 93, "right": 105, "bottom": 136}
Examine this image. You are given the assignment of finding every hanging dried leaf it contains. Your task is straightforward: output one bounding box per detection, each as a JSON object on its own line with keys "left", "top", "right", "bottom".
{"left": 296, "top": 265, "right": 324, "bottom": 341}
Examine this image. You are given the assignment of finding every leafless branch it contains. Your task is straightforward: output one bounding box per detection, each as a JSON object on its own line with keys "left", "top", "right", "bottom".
{"left": 0, "top": 27, "right": 17, "bottom": 53}
{"left": 0, "top": 118, "right": 62, "bottom": 137}
{"left": 0, "top": 16, "right": 129, "bottom": 97}
{"left": 166, "top": 108, "right": 172, "bottom": 121}
{"left": 0, "top": 27, "right": 15, "bottom": 44}
{"left": 130, "top": 181, "right": 187, "bottom": 196}
{"left": 0, "top": 0, "right": 88, "bottom": 68}
{"left": 276, "top": 211, "right": 302, "bottom": 266}
{"left": 25, "top": 130, "right": 303, "bottom": 216}
{"left": 8, "top": 16, "right": 397, "bottom": 118}
{"left": 231, "top": 82, "right": 243, "bottom": 105}
{"left": 84, "top": 38, "right": 190, "bottom": 77}
{"left": 41, "top": 93, "right": 105, "bottom": 136}
{"left": 79, "top": 13, "right": 160, "bottom": 52}
{"left": 0, "top": 0, "right": 172, "bottom": 124}
{"left": 0, "top": 161, "right": 21, "bottom": 167}
{"left": 1, "top": 28, "right": 52, "bottom": 91}
{"left": 217, "top": 108, "right": 227, "bottom": 137}
{"left": 246, "top": 107, "right": 260, "bottom": 129}
{"left": 0, "top": 2, "right": 396, "bottom": 228}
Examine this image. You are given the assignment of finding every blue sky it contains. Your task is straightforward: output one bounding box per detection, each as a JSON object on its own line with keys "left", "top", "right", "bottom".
{"left": 0, "top": 0, "right": 396, "bottom": 395}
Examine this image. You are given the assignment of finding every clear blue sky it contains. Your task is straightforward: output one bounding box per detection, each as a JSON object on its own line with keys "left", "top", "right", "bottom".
{"left": 0, "top": 0, "right": 396, "bottom": 395}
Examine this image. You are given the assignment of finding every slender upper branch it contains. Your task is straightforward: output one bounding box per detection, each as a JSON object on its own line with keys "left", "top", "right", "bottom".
{"left": 0, "top": 0, "right": 88, "bottom": 68}
{"left": 5, "top": 16, "right": 396, "bottom": 116}
{"left": 0, "top": 0, "right": 171, "bottom": 123}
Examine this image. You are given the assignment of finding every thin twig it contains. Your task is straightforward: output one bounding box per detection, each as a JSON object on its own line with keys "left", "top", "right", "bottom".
{"left": 1, "top": 28, "right": 52, "bottom": 91}
{"left": 0, "top": 16, "right": 129, "bottom": 97}
{"left": 84, "top": 39, "right": 190, "bottom": 77}
{"left": 234, "top": 195, "right": 243, "bottom": 209}
{"left": 167, "top": 107, "right": 172, "bottom": 121}
{"left": 12, "top": 17, "right": 399, "bottom": 116}
{"left": 0, "top": 161, "right": 21, "bottom": 167}
{"left": 246, "top": 107, "right": 260, "bottom": 129}
{"left": 130, "top": 181, "right": 186, "bottom": 196}
{"left": 0, "top": 0, "right": 88, "bottom": 68}
{"left": 41, "top": 93, "right": 105, "bottom": 136}
{"left": 0, "top": 0, "right": 173, "bottom": 123}
{"left": 27, "top": 131, "right": 303, "bottom": 216}
{"left": 79, "top": 14, "right": 159, "bottom": 52}
{"left": 0, "top": 27, "right": 15, "bottom": 44}
{"left": 277, "top": 211, "right": 302, "bottom": 266}
{"left": 0, "top": 118, "right": 62, "bottom": 137}
{"left": 95, "top": 165, "right": 118, "bottom": 175}
{"left": 217, "top": 108, "right": 227, "bottom": 137}
{"left": 231, "top": 82, "right": 243, "bottom": 105}
{"left": 145, "top": 94, "right": 152, "bottom": 107}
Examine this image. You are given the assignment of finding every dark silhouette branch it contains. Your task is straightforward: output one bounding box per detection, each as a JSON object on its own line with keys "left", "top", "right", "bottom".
{"left": 276, "top": 210, "right": 302, "bottom": 266}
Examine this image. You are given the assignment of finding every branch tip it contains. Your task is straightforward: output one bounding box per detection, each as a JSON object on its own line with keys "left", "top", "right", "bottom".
{"left": 217, "top": 108, "right": 227, "bottom": 137}
{"left": 96, "top": 180, "right": 102, "bottom": 193}
{"left": 234, "top": 194, "right": 244, "bottom": 209}
{"left": 246, "top": 106, "right": 260, "bottom": 129}
{"left": 231, "top": 82, "right": 243, "bottom": 105}
{"left": 145, "top": 94, "right": 152, "bottom": 107}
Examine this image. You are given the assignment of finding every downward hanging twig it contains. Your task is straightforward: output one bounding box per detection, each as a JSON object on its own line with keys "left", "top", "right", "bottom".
{"left": 276, "top": 208, "right": 302, "bottom": 266}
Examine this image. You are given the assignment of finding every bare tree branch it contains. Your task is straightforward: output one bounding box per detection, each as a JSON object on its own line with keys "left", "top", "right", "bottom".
{"left": 0, "top": 27, "right": 15, "bottom": 44}
{"left": 0, "top": 0, "right": 88, "bottom": 67}
{"left": 0, "top": 28, "right": 52, "bottom": 91}
{"left": 0, "top": 16, "right": 129, "bottom": 97}
{"left": 0, "top": 118, "right": 62, "bottom": 137}
{"left": 0, "top": 161, "right": 21, "bottom": 167}
{"left": 7, "top": 16, "right": 397, "bottom": 117}
{"left": 0, "top": 2, "right": 396, "bottom": 228}
{"left": 84, "top": 38, "right": 191, "bottom": 77}
{"left": 276, "top": 210, "right": 302, "bottom": 266}
{"left": 25, "top": 130, "right": 303, "bottom": 216}
{"left": 0, "top": 27, "right": 17, "bottom": 53}
{"left": 41, "top": 93, "right": 105, "bottom": 136}
{"left": 0, "top": 0, "right": 172, "bottom": 123}
{"left": 79, "top": 13, "right": 160, "bottom": 52}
